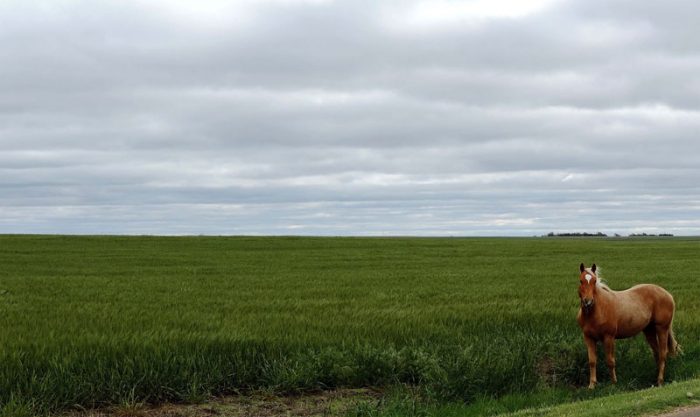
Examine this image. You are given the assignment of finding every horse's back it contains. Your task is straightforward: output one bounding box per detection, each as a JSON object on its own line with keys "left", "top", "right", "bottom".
{"left": 626, "top": 284, "right": 674, "bottom": 306}
{"left": 617, "top": 284, "right": 675, "bottom": 328}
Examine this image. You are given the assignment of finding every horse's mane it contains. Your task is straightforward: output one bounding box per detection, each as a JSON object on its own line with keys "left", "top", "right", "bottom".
{"left": 586, "top": 267, "right": 612, "bottom": 292}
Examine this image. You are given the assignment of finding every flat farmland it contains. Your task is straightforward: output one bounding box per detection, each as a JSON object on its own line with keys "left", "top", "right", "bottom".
{"left": 1, "top": 236, "right": 699, "bottom": 416}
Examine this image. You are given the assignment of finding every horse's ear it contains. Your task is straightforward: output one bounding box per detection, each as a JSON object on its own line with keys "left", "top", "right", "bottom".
{"left": 580, "top": 263, "right": 585, "bottom": 273}
{"left": 591, "top": 264, "right": 597, "bottom": 273}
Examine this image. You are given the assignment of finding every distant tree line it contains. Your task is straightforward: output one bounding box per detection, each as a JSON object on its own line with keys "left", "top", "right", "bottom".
{"left": 544, "top": 232, "right": 608, "bottom": 237}
{"left": 543, "top": 232, "right": 674, "bottom": 237}
{"left": 628, "top": 233, "right": 675, "bottom": 237}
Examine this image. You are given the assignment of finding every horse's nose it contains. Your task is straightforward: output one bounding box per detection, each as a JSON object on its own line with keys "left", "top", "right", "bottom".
{"left": 583, "top": 298, "right": 594, "bottom": 308}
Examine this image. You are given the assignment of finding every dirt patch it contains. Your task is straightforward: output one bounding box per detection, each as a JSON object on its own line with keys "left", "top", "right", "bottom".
{"left": 65, "top": 389, "right": 382, "bottom": 417}
{"left": 536, "top": 355, "right": 558, "bottom": 387}
{"left": 655, "top": 404, "right": 700, "bottom": 417}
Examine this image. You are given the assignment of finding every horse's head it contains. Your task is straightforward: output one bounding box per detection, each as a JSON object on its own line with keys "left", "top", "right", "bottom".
{"left": 578, "top": 263, "right": 598, "bottom": 310}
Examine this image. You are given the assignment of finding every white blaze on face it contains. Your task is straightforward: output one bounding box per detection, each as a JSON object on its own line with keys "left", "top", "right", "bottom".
{"left": 585, "top": 274, "right": 592, "bottom": 284}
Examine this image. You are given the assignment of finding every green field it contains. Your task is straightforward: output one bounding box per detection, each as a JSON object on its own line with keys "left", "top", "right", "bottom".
{"left": 1, "top": 235, "right": 699, "bottom": 416}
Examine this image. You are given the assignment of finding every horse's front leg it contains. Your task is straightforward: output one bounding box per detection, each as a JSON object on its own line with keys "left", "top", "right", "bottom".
{"left": 584, "top": 335, "right": 597, "bottom": 389}
{"left": 603, "top": 335, "right": 617, "bottom": 384}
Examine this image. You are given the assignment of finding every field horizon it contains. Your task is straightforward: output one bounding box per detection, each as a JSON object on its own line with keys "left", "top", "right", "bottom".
{"left": 1, "top": 235, "right": 699, "bottom": 416}
{"left": 2, "top": 233, "right": 697, "bottom": 238}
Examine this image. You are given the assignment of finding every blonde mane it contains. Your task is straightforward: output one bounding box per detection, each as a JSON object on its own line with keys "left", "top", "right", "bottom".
{"left": 586, "top": 267, "right": 611, "bottom": 292}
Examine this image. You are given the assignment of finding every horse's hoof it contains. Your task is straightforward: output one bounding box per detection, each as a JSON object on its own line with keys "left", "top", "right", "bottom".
{"left": 588, "top": 383, "right": 596, "bottom": 389}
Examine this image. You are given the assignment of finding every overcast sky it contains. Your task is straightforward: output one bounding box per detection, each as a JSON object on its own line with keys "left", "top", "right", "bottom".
{"left": 2, "top": 0, "right": 700, "bottom": 236}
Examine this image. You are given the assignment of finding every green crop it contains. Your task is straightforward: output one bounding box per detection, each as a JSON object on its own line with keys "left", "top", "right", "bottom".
{"left": 1, "top": 236, "right": 698, "bottom": 416}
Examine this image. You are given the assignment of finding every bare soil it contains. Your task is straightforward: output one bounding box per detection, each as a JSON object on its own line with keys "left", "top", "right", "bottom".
{"left": 64, "top": 389, "right": 382, "bottom": 417}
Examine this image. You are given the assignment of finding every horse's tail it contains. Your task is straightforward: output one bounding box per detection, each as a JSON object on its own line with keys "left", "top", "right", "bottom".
{"left": 668, "top": 326, "right": 682, "bottom": 357}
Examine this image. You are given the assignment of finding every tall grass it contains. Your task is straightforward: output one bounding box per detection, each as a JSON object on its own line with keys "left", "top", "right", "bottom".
{"left": 1, "top": 236, "right": 699, "bottom": 415}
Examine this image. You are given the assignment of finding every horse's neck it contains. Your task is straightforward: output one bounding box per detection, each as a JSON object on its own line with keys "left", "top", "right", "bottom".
{"left": 583, "top": 288, "right": 616, "bottom": 321}
{"left": 596, "top": 286, "right": 616, "bottom": 305}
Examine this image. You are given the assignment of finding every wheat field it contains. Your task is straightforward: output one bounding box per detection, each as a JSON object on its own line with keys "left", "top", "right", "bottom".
{"left": 1, "top": 235, "right": 698, "bottom": 416}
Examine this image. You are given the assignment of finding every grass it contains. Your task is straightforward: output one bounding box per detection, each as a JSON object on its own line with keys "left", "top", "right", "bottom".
{"left": 1, "top": 235, "right": 699, "bottom": 416}
{"left": 56, "top": 381, "right": 700, "bottom": 417}
{"left": 505, "top": 378, "right": 700, "bottom": 417}
{"left": 342, "top": 380, "right": 700, "bottom": 417}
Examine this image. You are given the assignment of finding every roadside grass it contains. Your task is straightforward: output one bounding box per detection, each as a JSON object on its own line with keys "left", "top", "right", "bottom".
{"left": 1, "top": 235, "right": 699, "bottom": 416}
{"left": 344, "top": 378, "right": 700, "bottom": 417}
{"left": 504, "top": 378, "right": 700, "bottom": 417}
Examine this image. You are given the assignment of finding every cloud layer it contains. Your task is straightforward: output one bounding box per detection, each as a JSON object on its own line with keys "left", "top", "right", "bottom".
{"left": 2, "top": 0, "right": 700, "bottom": 235}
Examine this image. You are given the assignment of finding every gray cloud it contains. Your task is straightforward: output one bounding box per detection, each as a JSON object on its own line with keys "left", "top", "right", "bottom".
{"left": 1, "top": 0, "right": 700, "bottom": 235}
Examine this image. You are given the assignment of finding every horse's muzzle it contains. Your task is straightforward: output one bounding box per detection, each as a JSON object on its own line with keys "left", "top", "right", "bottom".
{"left": 582, "top": 298, "right": 594, "bottom": 309}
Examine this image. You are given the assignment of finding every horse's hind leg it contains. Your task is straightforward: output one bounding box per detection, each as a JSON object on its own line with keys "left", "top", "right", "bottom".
{"left": 655, "top": 324, "right": 670, "bottom": 386}
{"left": 643, "top": 326, "right": 659, "bottom": 363}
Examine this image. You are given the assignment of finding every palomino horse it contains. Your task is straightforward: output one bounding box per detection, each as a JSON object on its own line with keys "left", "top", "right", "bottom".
{"left": 577, "top": 263, "right": 679, "bottom": 388}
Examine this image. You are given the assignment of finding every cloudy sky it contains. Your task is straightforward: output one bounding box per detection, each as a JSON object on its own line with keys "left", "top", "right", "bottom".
{"left": 2, "top": 0, "right": 700, "bottom": 236}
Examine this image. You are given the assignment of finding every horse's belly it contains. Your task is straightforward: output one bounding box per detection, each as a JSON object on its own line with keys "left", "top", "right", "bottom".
{"left": 615, "top": 311, "right": 651, "bottom": 339}
{"left": 615, "top": 326, "right": 646, "bottom": 339}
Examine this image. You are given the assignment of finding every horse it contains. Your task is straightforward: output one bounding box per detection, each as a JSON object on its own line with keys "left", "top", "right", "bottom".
{"left": 576, "top": 263, "right": 679, "bottom": 389}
